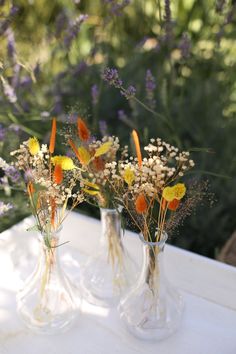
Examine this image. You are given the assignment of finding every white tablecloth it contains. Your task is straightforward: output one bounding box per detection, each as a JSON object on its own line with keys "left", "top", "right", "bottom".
{"left": 0, "top": 212, "right": 236, "bottom": 354}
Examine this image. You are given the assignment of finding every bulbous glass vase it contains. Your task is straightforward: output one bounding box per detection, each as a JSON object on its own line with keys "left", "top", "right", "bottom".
{"left": 119, "top": 232, "right": 183, "bottom": 340}
{"left": 17, "top": 228, "right": 78, "bottom": 334}
{"left": 80, "top": 208, "right": 136, "bottom": 307}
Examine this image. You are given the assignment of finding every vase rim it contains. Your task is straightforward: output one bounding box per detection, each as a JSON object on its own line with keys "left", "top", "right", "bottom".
{"left": 100, "top": 205, "right": 123, "bottom": 213}
{"left": 138, "top": 231, "right": 168, "bottom": 246}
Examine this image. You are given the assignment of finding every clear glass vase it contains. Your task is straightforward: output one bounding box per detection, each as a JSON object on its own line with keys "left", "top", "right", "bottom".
{"left": 80, "top": 208, "right": 136, "bottom": 307}
{"left": 119, "top": 232, "right": 184, "bottom": 340}
{"left": 17, "top": 228, "right": 78, "bottom": 334}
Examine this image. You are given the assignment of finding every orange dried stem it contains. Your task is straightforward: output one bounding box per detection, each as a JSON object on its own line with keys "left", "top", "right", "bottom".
{"left": 50, "top": 197, "right": 56, "bottom": 227}
{"left": 27, "top": 181, "right": 35, "bottom": 195}
{"left": 132, "top": 130, "right": 142, "bottom": 167}
{"left": 49, "top": 118, "right": 57, "bottom": 154}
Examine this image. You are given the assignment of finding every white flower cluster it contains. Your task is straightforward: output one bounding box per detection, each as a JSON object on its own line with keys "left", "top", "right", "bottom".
{"left": 117, "top": 138, "right": 195, "bottom": 199}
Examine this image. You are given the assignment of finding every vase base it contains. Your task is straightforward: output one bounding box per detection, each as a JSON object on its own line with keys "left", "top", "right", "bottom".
{"left": 17, "top": 306, "right": 78, "bottom": 335}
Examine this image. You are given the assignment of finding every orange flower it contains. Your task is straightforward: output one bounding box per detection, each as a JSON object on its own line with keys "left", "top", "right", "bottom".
{"left": 135, "top": 193, "right": 148, "bottom": 214}
{"left": 68, "top": 139, "right": 81, "bottom": 161}
{"left": 132, "top": 130, "right": 142, "bottom": 167}
{"left": 93, "top": 157, "right": 105, "bottom": 171}
{"left": 168, "top": 198, "right": 180, "bottom": 211}
{"left": 27, "top": 181, "right": 35, "bottom": 195}
{"left": 49, "top": 118, "right": 57, "bottom": 154}
{"left": 77, "top": 117, "right": 90, "bottom": 142}
{"left": 53, "top": 164, "right": 63, "bottom": 184}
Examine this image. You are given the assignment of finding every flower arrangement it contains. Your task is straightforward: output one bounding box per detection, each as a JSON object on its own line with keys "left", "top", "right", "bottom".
{"left": 103, "top": 130, "right": 204, "bottom": 243}
{"left": 67, "top": 117, "right": 127, "bottom": 209}
{"left": 10, "top": 118, "right": 83, "bottom": 248}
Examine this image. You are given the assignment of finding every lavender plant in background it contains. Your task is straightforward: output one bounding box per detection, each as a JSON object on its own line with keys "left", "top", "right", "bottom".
{"left": 216, "top": 3, "right": 236, "bottom": 43}
{"left": 5, "top": 165, "right": 21, "bottom": 184}
{"left": 117, "top": 109, "right": 135, "bottom": 128}
{"left": 9, "top": 124, "right": 20, "bottom": 133}
{"left": 64, "top": 14, "right": 88, "bottom": 49}
{"left": 118, "top": 109, "right": 127, "bottom": 122}
{"left": 73, "top": 60, "right": 87, "bottom": 77}
{"left": 0, "top": 5, "right": 19, "bottom": 36}
{"left": 91, "top": 84, "right": 99, "bottom": 106}
{"left": 162, "top": 0, "right": 174, "bottom": 46}
{"left": 0, "top": 201, "right": 13, "bottom": 217}
{"left": 102, "top": 67, "right": 136, "bottom": 100}
{"left": 120, "top": 85, "right": 136, "bottom": 99}
{"left": 0, "top": 76, "right": 17, "bottom": 103}
{"left": 0, "top": 157, "right": 21, "bottom": 184}
{"left": 5, "top": 28, "right": 16, "bottom": 61}
{"left": 111, "top": 0, "right": 130, "bottom": 16}
{"left": 145, "top": 69, "right": 156, "bottom": 109}
{"left": 102, "top": 67, "right": 123, "bottom": 88}
{"left": 178, "top": 32, "right": 191, "bottom": 59}
{"left": 55, "top": 11, "right": 69, "bottom": 37}
{"left": 99, "top": 120, "right": 108, "bottom": 136}
{"left": 0, "top": 124, "right": 6, "bottom": 142}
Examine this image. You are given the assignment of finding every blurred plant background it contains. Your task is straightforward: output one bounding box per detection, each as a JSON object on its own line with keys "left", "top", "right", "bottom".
{"left": 0, "top": 0, "right": 236, "bottom": 260}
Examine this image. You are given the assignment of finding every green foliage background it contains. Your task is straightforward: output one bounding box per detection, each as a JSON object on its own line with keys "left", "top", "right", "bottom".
{"left": 1, "top": 0, "right": 236, "bottom": 260}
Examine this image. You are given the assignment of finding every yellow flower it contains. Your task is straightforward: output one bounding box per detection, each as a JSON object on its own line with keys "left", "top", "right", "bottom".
{"left": 94, "top": 142, "right": 112, "bottom": 157}
{"left": 51, "top": 156, "right": 75, "bottom": 170}
{"left": 78, "top": 147, "right": 91, "bottom": 165}
{"left": 173, "top": 183, "right": 186, "bottom": 200}
{"left": 162, "top": 186, "right": 175, "bottom": 202}
{"left": 123, "top": 168, "right": 135, "bottom": 186}
{"left": 28, "top": 137, "right": 40, "bottom": 155}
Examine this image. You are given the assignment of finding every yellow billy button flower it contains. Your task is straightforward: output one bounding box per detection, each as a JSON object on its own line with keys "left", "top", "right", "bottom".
{"left": 123, "top": 167, "right": 135, "bottom": 186}
{"left": 162, "top": 186, "right": 175, "bottom": 202}
{"left": 94, "top": 142, "right": 112, "bottom": 157}
{"left": 173, "top": 183, "right": 186, "bottom": 200}
{"left": 28, "top": 137, "right": 40, "bottom": 156}
{"left": 51, "top": 156, "right": 75, "bottom": 170}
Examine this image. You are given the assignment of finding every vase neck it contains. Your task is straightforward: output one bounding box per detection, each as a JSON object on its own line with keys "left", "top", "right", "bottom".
{"left": 99, "top": 208, "right": 122, "bottom": 244}
{"left": 38, "top": 231, "right": 61, "bottom": 271}
{"left": 139, "top": 238, "right": 167, "bottom": 291}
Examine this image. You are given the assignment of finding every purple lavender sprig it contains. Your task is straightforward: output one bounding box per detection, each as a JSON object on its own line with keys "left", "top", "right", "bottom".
{"left": 99, "top": 120, "right": 108, "bottom": 136}
{"left": 121, "top": 85, "right": 136, "bottom": 99}
{"left": 0, "top": 76, "right": 17, "bottom": 103}
{"left": 6, "top": 28, "right": 16, "bottom": 60}
{"left": 64, "top": 14, "right": 88, "bottom": 48}
{"left": 91, "top": 84, "right": 99, "bottom": 105}
{"left": 0, "top": 124, "right": 6, "bottom": 142}
{"left": 102, "top": 67, "right": 123, "bottom": 88}
{"left": 145, "top": 69, "right": 156, "bottom": 109}
{"left": 162, "top": 0, "right": 174, "bottom": 45}
{"left": 178, "top": 32, "right": 191, "bottom": 59}
{"left": 102, "top": 67, "right": 136, "bottom": 99}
